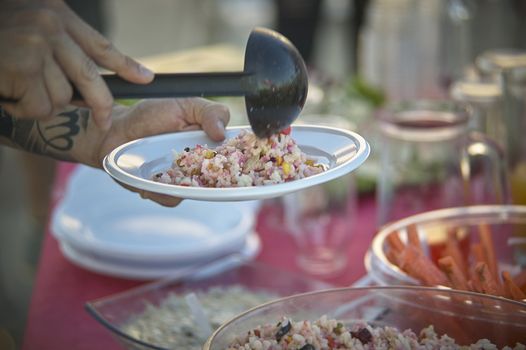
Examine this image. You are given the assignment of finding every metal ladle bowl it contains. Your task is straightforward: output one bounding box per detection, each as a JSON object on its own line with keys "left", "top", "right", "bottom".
{"left": 243, "top": 27, "right": 308, "bottom": 137}
{"left": 94, "top": 27, "right": 308, "bottom": 137}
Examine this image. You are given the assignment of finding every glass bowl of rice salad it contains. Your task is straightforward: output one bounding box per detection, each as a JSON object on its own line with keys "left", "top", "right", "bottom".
{"left": 203, "top": 286, "right": 526, "bottom": 350}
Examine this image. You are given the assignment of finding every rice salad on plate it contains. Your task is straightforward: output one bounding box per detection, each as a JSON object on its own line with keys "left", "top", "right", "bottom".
{"left": 152, "top": 128, "right": 324, "bottom": 188}
{"left": 225, "top": 315, "right": 525, "bottom": 350}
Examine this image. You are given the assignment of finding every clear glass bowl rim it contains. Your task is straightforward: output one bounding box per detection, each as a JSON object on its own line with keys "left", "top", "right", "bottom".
{"left": 203, "top": 284, "right": 526, "bottom": 349}
{"left": 368, "top": 204, "right": 526, "bottom": 289}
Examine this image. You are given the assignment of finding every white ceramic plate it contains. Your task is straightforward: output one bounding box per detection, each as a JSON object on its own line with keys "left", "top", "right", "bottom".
{"left": 58, "top": 232, "right": 261, "bottom": 280}
{"left": 51, "top": 166, "right": 256, "bottom": 263}
{"left": 103, "top": 125, "right": 370, "bottom": 201}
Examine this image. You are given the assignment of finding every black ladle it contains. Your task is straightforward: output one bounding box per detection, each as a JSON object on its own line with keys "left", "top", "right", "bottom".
{"left": 1, "top": 27, "right": 308, "bottom": 138}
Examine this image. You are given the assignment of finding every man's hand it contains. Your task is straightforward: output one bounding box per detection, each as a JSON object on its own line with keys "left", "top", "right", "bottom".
{"left": 0, "top": 98, "right": 230, "bottom": 207}
{"left": 0, "top": 0, "right": 153, "bottom": 130}
{"left": 95, "top": 98, "right": 230, "bottom": 206}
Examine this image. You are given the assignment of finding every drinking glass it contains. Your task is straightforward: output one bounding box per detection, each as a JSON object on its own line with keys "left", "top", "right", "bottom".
{"left": 475, "top": 50, "right": 526, "bottom": 264}
{"left": 476, "top": 50, "right": 526, "bottom": 205}
{"left": 450, "top": 76, "right": 504, "bottom": 143}
{"left": 282, "top": 173, "right": 356, "bottom": 277}
{"left": 280, "top": 114, "right": 357, "bottom": 277}
{"left": 376, "top": 100, "right": 509, "bottom": 227}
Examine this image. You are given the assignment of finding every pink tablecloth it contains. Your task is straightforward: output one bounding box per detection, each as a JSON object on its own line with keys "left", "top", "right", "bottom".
{"left": 22, "top": 162, "right": 377, "bottom": 350}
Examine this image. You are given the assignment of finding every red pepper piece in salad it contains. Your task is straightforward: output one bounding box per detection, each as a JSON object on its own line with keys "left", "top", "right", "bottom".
{"left": 280, "top": 126, "right": 292, "bottom": 135}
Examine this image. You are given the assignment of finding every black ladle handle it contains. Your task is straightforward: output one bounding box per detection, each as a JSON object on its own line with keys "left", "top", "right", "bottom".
{"left": 92, "top": 72, "right": 254, "bottom": 99}
{"left": 0, "top": 72, "right": 254, "bottom": 103}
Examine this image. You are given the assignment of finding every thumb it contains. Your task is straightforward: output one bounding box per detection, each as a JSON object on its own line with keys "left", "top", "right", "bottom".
{"left": 187, "top": 99, "right": 230, "bottom": 142}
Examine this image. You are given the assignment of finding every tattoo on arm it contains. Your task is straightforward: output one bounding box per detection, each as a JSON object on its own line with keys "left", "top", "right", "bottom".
{"left": 0, "top": 107, "right": 90, "bottom": 162}
{"left": 36, "top": 108, "right": 90, "bottom": 151}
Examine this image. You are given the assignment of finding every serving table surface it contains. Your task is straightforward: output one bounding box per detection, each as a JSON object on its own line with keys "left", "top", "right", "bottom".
{"left": 22, "top": 161, "right": 377, "bottom": 350}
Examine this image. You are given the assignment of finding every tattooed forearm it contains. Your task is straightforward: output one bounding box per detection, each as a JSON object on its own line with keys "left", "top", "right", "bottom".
{"left": 0, "top": 106, "right": 91, "bottom": 162}
{"left": 36, "top": 108, "right": 90, "bottom": 151}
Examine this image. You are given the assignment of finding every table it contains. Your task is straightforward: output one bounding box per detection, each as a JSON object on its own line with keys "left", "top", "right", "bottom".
{"left": 22, "top": 162, "right": 378, "bottom": 350}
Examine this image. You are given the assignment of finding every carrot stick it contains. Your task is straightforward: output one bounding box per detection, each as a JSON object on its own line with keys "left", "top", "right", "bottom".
{"left": 478, "top": 223, "right": 499, "bottom": 283}
{"left": 386, "top": 231, "right": 405, "bottom": 253}
{"left": 407, "top": 224, "right": 422, "bottom": 253}
{"left": 399, "top": 245, "right": 450, "bottom": 287}
{"left": 512, "top": 269, "right": 526, "bottom": 291}
{"left": 468, "top": 270, "right": 498, "bottom": 307}
{"left": 474, "top": 262, "right": 503, "bottom": 296}
{"left": 502, "top": 271, "right": 526, "bottom": 301}
{"left": 467, "top": 279, "right": 481, "bottom": 293}
{"left": 469, "top": 243, "right": 486, "bottom": 283}
{"left": 445, "top": 228, "right": 468, "bottom": 279}
{"left": 471, "top": 243, "right": 485, "bottom": 264}
{"left": 438, "top": 256, "right": 469, "bottom": 291}
{"left": 385, "top": 248, "right": 401, "bottom": 266}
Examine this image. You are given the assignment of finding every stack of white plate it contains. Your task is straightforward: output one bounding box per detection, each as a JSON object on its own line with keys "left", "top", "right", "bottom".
{"left": 50, "top": 165, "right": 261, "bottom": 280}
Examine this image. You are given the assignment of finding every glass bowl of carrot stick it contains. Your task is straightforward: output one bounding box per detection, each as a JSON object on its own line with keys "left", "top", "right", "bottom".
{"left": 365, "top": 205, "right": 526, "bottom": 303}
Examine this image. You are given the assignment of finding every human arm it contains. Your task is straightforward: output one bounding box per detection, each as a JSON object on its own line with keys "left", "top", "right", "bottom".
{"left": 0, "top": 0, "right": 153, "bottom": 129}
{"left": 0, "top": 98, "right": 230, "bottom": 206}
